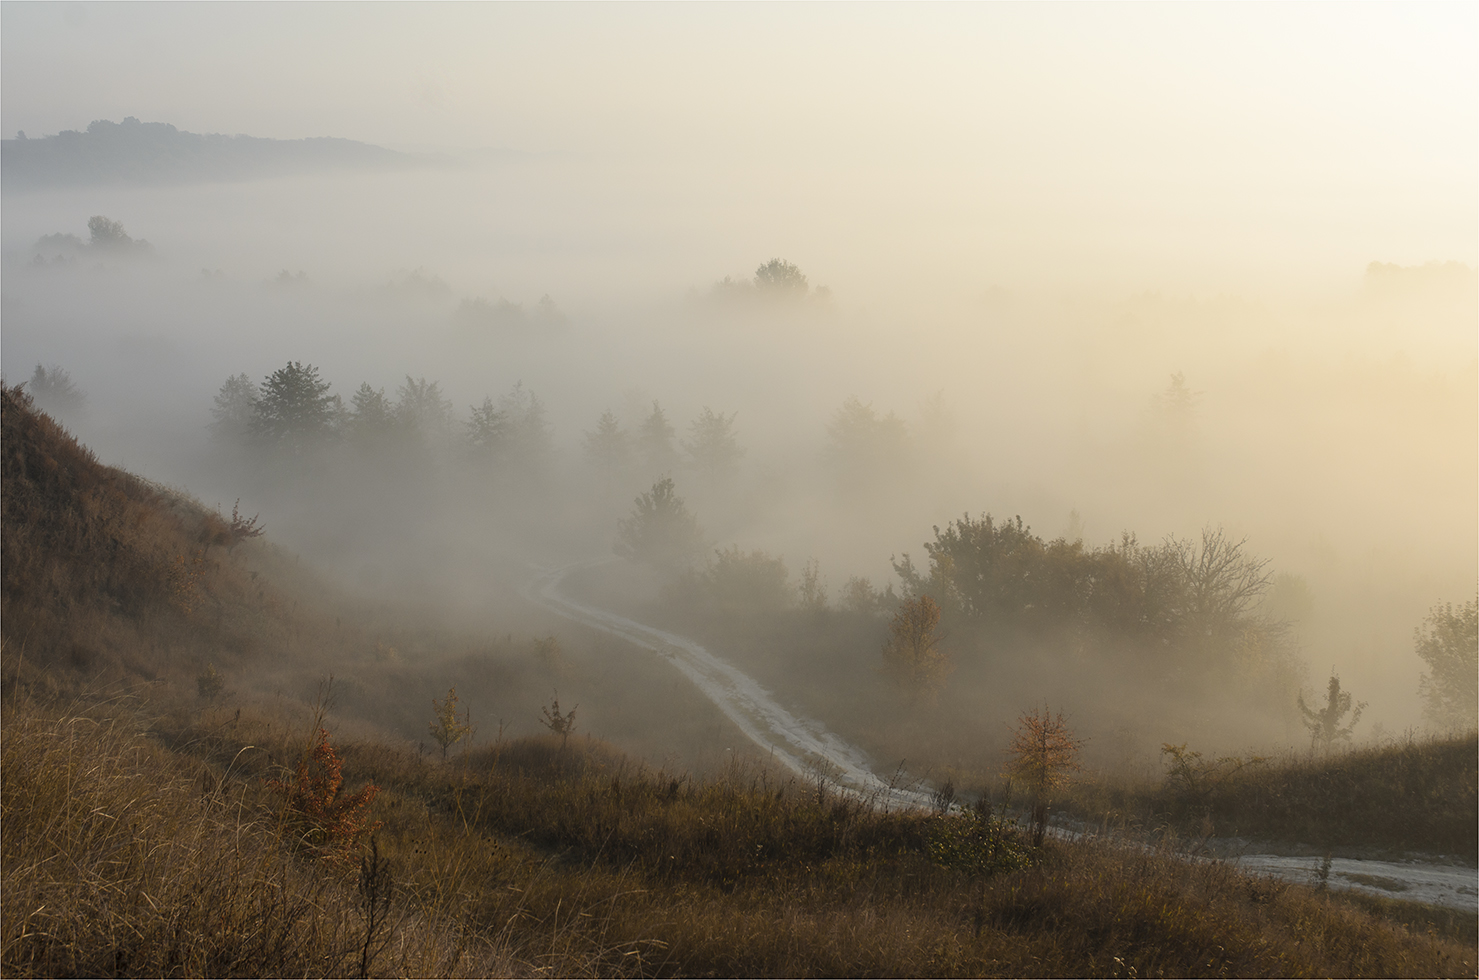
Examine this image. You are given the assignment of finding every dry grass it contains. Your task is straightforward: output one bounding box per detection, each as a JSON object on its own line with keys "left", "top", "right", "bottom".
{"left": 6, "top": 667, "right": 1475, "bottom": 978}
{"left": 1065, "top": 734, "right": 1479, "bottom": 860}
{"left": 0, "top": 700, "right": 510, "bottom": 978}
{"left": 131, "top": 701, "right": 1476, "bottom": 978}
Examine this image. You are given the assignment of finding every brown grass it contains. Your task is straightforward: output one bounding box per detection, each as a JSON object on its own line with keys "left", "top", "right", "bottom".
{"left": 1064, "top": 734, "right": 1479, "bottom": 860}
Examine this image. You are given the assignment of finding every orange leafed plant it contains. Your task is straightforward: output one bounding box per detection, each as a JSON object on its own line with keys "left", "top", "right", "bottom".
{"left": 267, "top": 727, "right": 380, "bottom": 865}
{"left": 1004, "top": 705, "right": 1084, "bottom": 846}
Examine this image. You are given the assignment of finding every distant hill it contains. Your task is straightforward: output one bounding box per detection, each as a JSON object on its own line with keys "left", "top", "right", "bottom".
{"left": 1, "top": 116, "right": 433, "bottom": 190}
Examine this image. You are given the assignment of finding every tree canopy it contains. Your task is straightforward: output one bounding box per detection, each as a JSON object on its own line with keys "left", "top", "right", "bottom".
{"left": 753, "top": 258, "right": 808, "bottom": 295}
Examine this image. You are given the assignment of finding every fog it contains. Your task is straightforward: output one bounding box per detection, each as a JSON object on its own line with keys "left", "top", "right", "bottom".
{"left": 2, "top": 4, "right": 1474, "bottom": 762}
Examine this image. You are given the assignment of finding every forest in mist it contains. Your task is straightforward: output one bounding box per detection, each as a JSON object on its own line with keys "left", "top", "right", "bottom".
{"left": 3, "top": 198, "right": 1474, "bottom": 764}
{"left": 3, "top": 10, "right": 1478, "bottom": 976}
{"left": 3, "top": 4, "right": 1475, "bottom": 765}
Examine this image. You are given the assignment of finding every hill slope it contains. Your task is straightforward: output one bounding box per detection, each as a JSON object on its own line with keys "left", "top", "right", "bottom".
{"left": 2, "top": 116, "right": 427, "bottom": 189}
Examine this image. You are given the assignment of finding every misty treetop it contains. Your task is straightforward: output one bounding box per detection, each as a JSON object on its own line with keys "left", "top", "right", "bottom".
{"left": 24, "top": 365, "right": 86, "bottom": 422}
{"left": 682, "top": 407, "right": 743, "bottom": 478}
{"left": 615, "top": 477, "right": 706, "bottom": 570}
{"left": 636, "top": 401, "right": 678, "bottom": 474}
{"left": 710, "top": 258, "right": 831, "bottom": 306}
{"left": 251, "top": 362, "right": 337, "bottom": 452}
{"left": 825, "top": 396, "right": 912, "bottom": 487}
{"left": 1415, "top": 597, "right": 1478, "bottom": 730}
{"left": 209, "top": 364, "right": 555, "bottom": 473}
{"left": 583, "top": 411, "right": 629, "bottom": 471}
{"left": 348, "top": 383, "right": 395, "bottom": 441}
{"left": 395, "top": 377, "right": 454, "bottom": 440}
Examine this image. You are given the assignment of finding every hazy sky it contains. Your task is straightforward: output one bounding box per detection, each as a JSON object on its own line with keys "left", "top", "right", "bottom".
{"left": 4, "top": 2, "right": 1475, "bottom": 300}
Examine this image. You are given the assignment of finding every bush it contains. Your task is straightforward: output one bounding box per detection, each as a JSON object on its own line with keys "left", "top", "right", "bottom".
{"left": 267, "top": 727, "right": 380, "bottom": 866}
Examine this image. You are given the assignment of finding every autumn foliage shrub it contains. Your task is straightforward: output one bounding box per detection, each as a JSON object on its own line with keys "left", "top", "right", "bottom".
{"left": 268, "top": 727, "right": 380, "bottom": 865}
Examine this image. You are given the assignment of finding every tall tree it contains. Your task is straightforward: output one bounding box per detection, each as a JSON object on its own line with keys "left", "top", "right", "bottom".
{"left": 614, "top": 477, "right": 705, "bottom": 570}
{"left": 347, "top": 383, "right": 395, "bottom": 443}
{"left": 252, "top": 362, "right": 335, "bottom": 451}
{"left": 683, "top": 407, "right": 743, "bottom": 478}
{"left": 881, "top": 594, "right": 951, "bottom": 699}
{"left": 209, "top": 373, "right": 257, "bottom": 444}
{"left": 1416, "top": 598, "right": 1478, "bottom": 729}
{"left": 395, "top": 376, "right": 453, "bottom": 443}
{"left": 824, "top": 396, "right": 910, "bottom": 486}
{"left": 636, "top": 401, "right": 678, "bottom": 475}
{"left": 26, "top": 364, "right": 85, "bottom": 420}
{"left": 498, "top": 382, "right": 552, "bottom": 470}
{"left": 584, "top": 410, "right": 630, "bottom": 472}
{"left": 465, "top": 397, "right": 509, "bottom": 461}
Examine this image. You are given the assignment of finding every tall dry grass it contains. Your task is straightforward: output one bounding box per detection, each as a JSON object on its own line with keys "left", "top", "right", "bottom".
{"left": 1065, "top": 733, "right": 1479, "bottom": 860}
{"left": 0, "top": 699, "right": 513, "bottom": 977}
{"left": 132, "top": 701, "right": 1479, "bottom": 978}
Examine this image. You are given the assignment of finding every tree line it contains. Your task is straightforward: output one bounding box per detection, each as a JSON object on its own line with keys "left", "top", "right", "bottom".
{"left": 893, "top": 516, "right": 1296, "bottom": 688}
{"left": 209, "top": 361, "right": 945, "bottom": 491}
{"left": 207, "top": 362, "right": 752, "bottom": 482}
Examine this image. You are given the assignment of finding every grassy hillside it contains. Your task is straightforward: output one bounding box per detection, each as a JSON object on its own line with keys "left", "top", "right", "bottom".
{"left": 2, "top": 385, "right": 1474, "bottom": 978}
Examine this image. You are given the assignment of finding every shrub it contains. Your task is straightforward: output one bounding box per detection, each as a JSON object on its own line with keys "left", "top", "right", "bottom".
{"left": 1298, "top": 674, "right": 1366, "bottom": 752}
{"left": 267, "top": 728, "right": 380, "bottom": 865}
{"left": 927, "top": 807, "right": 1030, "bottom": 877}
{"left": 428, "top": 686, "right": 473, "bottom": 760}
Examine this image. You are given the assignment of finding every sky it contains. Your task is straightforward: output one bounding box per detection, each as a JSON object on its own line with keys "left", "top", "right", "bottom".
{"left": 3, "top": 2, "right": 1475, "bottom": 302}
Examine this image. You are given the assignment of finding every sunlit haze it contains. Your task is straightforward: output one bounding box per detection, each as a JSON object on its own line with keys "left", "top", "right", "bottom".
{"left": 2, "top": 2, "right": 1474, "bottom": 754}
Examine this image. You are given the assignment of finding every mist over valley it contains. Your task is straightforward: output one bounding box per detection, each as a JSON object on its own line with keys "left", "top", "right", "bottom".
{"left": 3, "top": 6, "right": 1475, "bottom": 976}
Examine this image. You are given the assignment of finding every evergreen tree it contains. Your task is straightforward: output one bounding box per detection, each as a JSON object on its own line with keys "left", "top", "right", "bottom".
{"left": 348, "top": 383, "right": 395, "bottom": 443}
{"left": 683, "top": 407, "right": 742, "bottom": 477}
{"left": 637, "top": 401, "right": 678, "bottom": 475}
{"left": 584, "top": 410, "right": 630, "bottom": 471}
{"left": 209, "top": 373, "right": 257, "bottom": 445}
{"left": 252, "top": 362, "right": 335, "bottom": 451}
{"left": 615, "top": 477, "right": 705, "bottom": 569}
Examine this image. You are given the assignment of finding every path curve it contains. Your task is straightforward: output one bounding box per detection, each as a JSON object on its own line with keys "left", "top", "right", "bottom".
{"left": 526, "top": 558, "right": 934, "bottom": 810}
{"left": 525, "top": 558, "right": 1478, "bottom": 911}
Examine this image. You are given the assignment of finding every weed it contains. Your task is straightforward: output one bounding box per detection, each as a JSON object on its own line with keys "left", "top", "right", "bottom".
{"left": 357, "top": 836, "right": 396, "bottom": 978}
{"left": 540, "top": 694, "right": 578, "bottom": 747}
